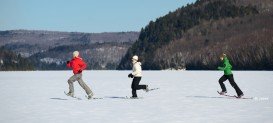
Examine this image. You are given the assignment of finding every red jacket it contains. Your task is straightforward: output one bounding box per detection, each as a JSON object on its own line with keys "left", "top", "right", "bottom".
{"left": 67, "top": 57, "right": 87, "bottom": 74}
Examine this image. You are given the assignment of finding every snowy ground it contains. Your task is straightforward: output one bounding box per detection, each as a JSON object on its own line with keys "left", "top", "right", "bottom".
{"left": 0, "top": 71, "right": 272, "bottom": 123}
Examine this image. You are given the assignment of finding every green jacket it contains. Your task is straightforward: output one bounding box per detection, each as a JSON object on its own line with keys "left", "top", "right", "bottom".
{"left": 218, "top": 56, "right": 232, "bottom": 75}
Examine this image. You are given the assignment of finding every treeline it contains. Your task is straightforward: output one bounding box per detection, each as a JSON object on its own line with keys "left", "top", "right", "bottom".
{"left": 118, "top": 0, "right": 263, "bottom": 70}
{"left": 154, "top": 13, "right": 273, "bottom": 70}
{"left": 0, "top": 48, "right": 34, "bottom": 71}
{"left": 29, "top": 42, "right": 133, "bottom": 70}
{"left": 0, "top": 30, "right": 138, "bottom": 70}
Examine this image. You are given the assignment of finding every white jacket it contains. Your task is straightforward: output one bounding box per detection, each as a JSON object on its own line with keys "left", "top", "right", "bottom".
{"left": 132, "top": 62, "right": 142, "bottom": 77}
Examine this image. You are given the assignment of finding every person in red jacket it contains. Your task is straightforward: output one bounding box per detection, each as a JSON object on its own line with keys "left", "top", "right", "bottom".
{"left": 66, "top": 51, "right": 93, "bottom": 99}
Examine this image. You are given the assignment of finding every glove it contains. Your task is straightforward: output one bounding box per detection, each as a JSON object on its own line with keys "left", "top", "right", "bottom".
{"left": 66, "top": 61, "right": 70, "bottom": 64}
{"left": 78, "top": 69, "right": 82, "bottom": 73}
{"left": 128, "top": 73, "right": 134, "bottom": 78}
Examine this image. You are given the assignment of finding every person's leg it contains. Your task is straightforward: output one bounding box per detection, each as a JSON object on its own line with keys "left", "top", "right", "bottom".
{"left": 77, "top": 73, "right": 93, "bottom": 96}
{"left": 134, "top": 77, "right": 146, "bottom": 90}
{"left": 131, "top": 77, "right": 140, "bottom": 97}
{"left": 132, "top": 90, "right": 137, "bottom": 97}
{"left": 219, "top": 75, "right": 228, "bottom": 92}
{"left": 67, "top": 74, "right": 78, "bottom": 94}
{"left": 227, "top": 74, "right": 243, "bottom": 96}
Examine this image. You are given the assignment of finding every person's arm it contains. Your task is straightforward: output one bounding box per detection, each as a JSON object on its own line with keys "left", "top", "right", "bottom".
{"left": 66, "top": 60, "right": 71, "bottom": 68}
{"left": 79, "top": 60, "right": 87, "bottom": 70}
{"left": 218, "top": 63, "right": 227, "bottom": 71}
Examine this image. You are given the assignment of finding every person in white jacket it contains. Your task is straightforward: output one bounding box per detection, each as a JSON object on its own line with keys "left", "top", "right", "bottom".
{"left": 128, "top": 55, "right": 149, "bottom": 98}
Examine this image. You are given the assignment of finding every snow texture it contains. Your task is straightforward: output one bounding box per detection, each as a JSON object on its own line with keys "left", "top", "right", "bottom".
{"left": 0, "top": 71, "right": 272, "bottom": 123}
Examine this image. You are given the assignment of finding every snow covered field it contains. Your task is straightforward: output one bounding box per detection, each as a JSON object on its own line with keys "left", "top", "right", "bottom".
{"left": 0, "top": 71, "right": 272, "bottom": 123}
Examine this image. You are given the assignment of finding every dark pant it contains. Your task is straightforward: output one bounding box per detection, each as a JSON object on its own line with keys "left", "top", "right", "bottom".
{"left": 219, "top": 74, "right": 243, "bottom": 96}
{"left": 131, "top": 77, "right": 146, "bottom": 97}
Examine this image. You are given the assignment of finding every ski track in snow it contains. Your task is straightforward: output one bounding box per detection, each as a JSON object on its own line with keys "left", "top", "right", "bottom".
{"left": 0, "top": 71, "right": 272, "bottom": 123}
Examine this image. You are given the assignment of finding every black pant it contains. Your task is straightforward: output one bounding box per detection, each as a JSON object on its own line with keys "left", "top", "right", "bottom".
{"left": 219, "top": 74, "right": 243, "bottom": 96}
{"left": 131, "top": 77, "right": 146, "bottom": 97}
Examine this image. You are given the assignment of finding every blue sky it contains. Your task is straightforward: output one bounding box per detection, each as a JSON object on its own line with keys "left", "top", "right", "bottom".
{"left": 0, "top": 0, "right": 196, "bottom": 33}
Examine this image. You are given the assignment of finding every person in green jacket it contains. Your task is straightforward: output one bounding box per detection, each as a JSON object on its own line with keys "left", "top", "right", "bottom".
{"left": 218, "top": 54, "right": 244, "bottom": 98}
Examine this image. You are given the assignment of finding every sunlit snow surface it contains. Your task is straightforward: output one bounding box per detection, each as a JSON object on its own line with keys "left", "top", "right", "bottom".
{"left": 0, "top": 71, "right": 272, "bottom": 123}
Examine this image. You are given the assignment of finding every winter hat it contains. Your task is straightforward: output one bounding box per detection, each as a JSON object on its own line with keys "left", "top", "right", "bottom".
{"left": 221, "top": 53, "right": 227, "bottom": 58}
{"left": 73, "top": 51, "right": 79, "bottom": 58}
{"left": 132, "top": 55, "right": 138, "bottom": 61}
{"left": 220, "top": 53, "right": 227, "bottom": 60}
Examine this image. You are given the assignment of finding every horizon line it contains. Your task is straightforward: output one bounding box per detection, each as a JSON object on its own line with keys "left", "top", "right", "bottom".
{"left": 0, "top": 29, "right": 140, "bottom": 34}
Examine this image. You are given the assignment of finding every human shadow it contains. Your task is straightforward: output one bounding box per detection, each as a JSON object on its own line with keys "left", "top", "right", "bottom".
{"left": 104, "top": 96, "right": 128, "bottom": 99}
{"left": 50, "top": 97, "right": 68, "bottom": 100}
{"left": 186, "top": 95, "right": 231, "bottom": 99}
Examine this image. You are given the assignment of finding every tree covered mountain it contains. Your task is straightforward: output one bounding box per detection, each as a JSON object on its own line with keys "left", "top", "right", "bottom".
{"left": 0, "top": 30, "right": 139, "bottom": 70}
{"left": 0, "top": 48, "right": 34, "bottom": 71}
{"left": 118, "top": 0, "right": 273, "bottom": 70}
{"left": 28, "top": 42, "right": 133, "bottom": 70}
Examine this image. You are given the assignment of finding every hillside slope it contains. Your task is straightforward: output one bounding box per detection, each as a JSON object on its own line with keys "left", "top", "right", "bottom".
{"left": 0, "top": 30, "right": 139, "bottom": 70}
{"left": 118, "top": 0, "right": 273, "bottom": 70}
{"left": 0, "top": 48, "right": 34, "bottom": 71}
{"left": 154, "top": 12, "right": 273, "bottom": 70}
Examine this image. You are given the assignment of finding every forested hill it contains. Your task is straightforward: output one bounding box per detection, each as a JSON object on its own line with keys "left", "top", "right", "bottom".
{"left": 0, "top": 30, "right": 139, "bottom": 70}
{"left": 118, "top": 0, "right": 273, "bottom": 70}
{"left": 0, "top": 48, "right": 34, "bottom": 71}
